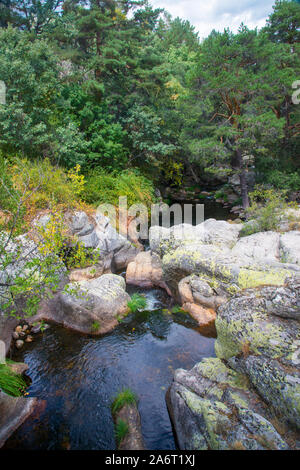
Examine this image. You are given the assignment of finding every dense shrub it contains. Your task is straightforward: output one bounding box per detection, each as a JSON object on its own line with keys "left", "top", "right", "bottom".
{"left": 82, "top": 169, "right": 156, "bottom": 208}
{"left": 240, "top": 186, "right": 297, "bottom": 236}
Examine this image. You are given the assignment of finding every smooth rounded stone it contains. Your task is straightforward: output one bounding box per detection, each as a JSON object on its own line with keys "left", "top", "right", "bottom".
{"left": 31, "top": 323, "right": 41, "bottom": 334}
{"left": 0, "top": 391, "right": 38, "bottom": 448}
{"left": 22, "top": 325, "right": 29, "bottom": 332}
{"left": 12, "top": 332, "right": 19, "bottom": 340}
{"left": 126, "top": 251, "right": 171, "bottom": 294}
{"left": 15, "top": 326, "right": 22, "bottom": 333}
{"left": 69, "top": 264, "right": 105, "bottom": 282}
{"left": 280, "top": 232, "right": 300, "bottom": 265}
{"left": 34, "top": 274, "right": 130, "bottom": 336}
{"left": 114, "top": 404, "right": 145, "bottom": 450}
{"left": 181, "top": 302, "right": 216, "bottom": 327}
{"left": 231, "top": 231, "right": 281, "bottom": 264}
{"left": 15, "top": 340, "right": 24, "bottom": 350}
{"left": 25, "top": 335, "right": 33, "bottom": 343}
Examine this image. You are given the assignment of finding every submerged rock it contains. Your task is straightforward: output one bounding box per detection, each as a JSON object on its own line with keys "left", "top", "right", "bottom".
{"left": 114, "top": 403, "right": 145, "bottom": 450}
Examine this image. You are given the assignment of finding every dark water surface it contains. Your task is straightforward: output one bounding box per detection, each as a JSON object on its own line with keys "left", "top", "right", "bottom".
{"left": 5, "top": 288, "right": 216, "bottom": 450}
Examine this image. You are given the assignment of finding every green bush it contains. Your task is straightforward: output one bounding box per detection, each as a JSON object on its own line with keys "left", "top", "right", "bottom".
{"left": 264, "top": 170, "right": 300, "bottom": 192}
{"left": 82, "top": 169, "right": 155, "bottom": 209}
{"left": 240, "top": 186, "right": 295, "bottom": 236}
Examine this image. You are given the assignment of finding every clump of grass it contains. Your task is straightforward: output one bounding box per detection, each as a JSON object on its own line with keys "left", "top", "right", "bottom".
{"left": 127, "top": 293, "right": 147, "bottom": 313}
{"left": 91, "top": 321, "right": 100, "bottom": 333}
{"left": 111, "top": 388, "right": 137, "bottom": 415}
{"left": 0, "top": 364, "right": 27, "bottom": 397}
{"left": 115, "top": 418, "right": 129, "bottom": 446}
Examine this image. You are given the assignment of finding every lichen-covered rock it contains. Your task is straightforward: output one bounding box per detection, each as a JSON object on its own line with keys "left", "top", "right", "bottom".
{"left": 167, "top": 358, "right": 291, "bottom": 450}
{"left": 149, "top": 219, "right": 243, "bottom": 257}
{"left": 33, "top": 274, "right": 130, "bottom": 335}
{"left": 167, "top": 277, "right": 300, "bottom": 449}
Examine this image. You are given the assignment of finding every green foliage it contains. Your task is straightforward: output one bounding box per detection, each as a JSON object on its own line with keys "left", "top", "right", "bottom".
{"left": 264, "top": 170, "right": 300, "bottom": 192}
{"left": 0, "top": 363, "right": 27, "bottom": 397}
{"left": 111, "top": 388, "right": 137, "bottom": 415}
{"left": 264, "top": 0, "right": 300, "bottom": 44}
{"left": 115, "top": 418, "right": 129, "bottom": 446}
{"left": 82, "top": 169, "right": 155, "bottom": 208}
{"left": 127, "top": 293, "right": 147, "bottom": 313}
{"left": 10, "top": 158, "right": 85, "bottom": 218}
{"left": 240, "top": 186, "right": 293, "bottom": 235}
{"left": 91, "top": 321, "right": 100, "bottom": 333}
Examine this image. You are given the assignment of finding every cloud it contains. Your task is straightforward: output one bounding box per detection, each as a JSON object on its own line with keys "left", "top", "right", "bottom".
{"left": 151, "top": 0, "right": 275, "bottom": 39}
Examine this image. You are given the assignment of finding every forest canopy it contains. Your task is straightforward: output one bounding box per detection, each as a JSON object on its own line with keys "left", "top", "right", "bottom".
{"left": 0, "top": 0, "right": 299, "bottom": 208}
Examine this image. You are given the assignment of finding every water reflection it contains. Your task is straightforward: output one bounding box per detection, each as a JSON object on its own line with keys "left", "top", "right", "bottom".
{"left": 4, "top": 288, "right": 216, "bottom": 450}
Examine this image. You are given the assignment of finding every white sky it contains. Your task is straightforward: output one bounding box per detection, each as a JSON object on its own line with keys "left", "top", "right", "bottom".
{"left": 150, "top": 0, "right": 275, "bottom": 39}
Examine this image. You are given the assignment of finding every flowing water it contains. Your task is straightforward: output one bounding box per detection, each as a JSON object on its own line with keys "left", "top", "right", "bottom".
{"left": 4, "top": 287, "right": 216, "bottom": 450}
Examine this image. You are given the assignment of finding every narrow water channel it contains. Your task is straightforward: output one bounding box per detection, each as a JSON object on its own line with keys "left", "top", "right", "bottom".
{"left": 4, "top": 287, "right": 216, "bottom": 450}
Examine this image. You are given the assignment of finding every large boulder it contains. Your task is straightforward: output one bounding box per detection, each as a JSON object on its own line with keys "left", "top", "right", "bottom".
{"left": 280, "top": 232, "right": 300, "bottom": 265}
{"left": 69, "top": 211, "right": 142, "bottom": 271}
{"left": 34, "top": 274, "right": 130, "bottom": 335}
{"left": 167, "top": 276, "right": 300, "bottom": 449}
{"left": 149, "top": 219, "right": 243, "bottom": 257}
{"left": 126, "top": 251, "right": 171, "bottom": 294}
{"left": 167, "top": 358, "right": 290, "bottom": 450}
{"left": 0, "top": 391, "right": 38, "bottom": 448}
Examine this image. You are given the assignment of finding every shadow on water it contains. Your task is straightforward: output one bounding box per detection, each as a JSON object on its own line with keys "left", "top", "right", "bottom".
{"left": 4, "top": 287, "right": 216, "bottom": 451}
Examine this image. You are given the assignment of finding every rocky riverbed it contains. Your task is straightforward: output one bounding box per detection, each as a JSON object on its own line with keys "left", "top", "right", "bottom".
{"left": 0, "top": 208, "right": 300, "bottom": 450}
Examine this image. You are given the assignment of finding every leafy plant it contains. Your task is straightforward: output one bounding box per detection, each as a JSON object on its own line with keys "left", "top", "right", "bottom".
{"left": 111, "top": 388, "right": 137, "bottom": 415}
{"left": 127, "top": 294, "right": 147, "bottom": 313}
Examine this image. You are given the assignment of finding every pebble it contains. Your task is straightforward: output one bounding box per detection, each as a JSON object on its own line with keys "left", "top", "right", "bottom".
{"left": 31, "top": 324, "right": 41, "bottom": 334}
{"left": 15, "top": 325, "right": 22, "bottom": 333}
{"left": 12, "top": 332, "right": 19, "bottom": 340}
{"left": 15, "top": 340, "right": 24, "bottom": 350}
{"left": 25, "top": 335, "right": 33, "bottom": 343}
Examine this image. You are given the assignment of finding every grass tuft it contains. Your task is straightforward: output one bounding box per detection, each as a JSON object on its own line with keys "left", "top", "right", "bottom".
{"left": 0, "top": 363, "right": 27, "bottom": 397}
{"left": 115, "top": 418, "right": 129, "bottom": 446}
{"left": 111, "top": 388, "right": 137, "bottom": 415}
